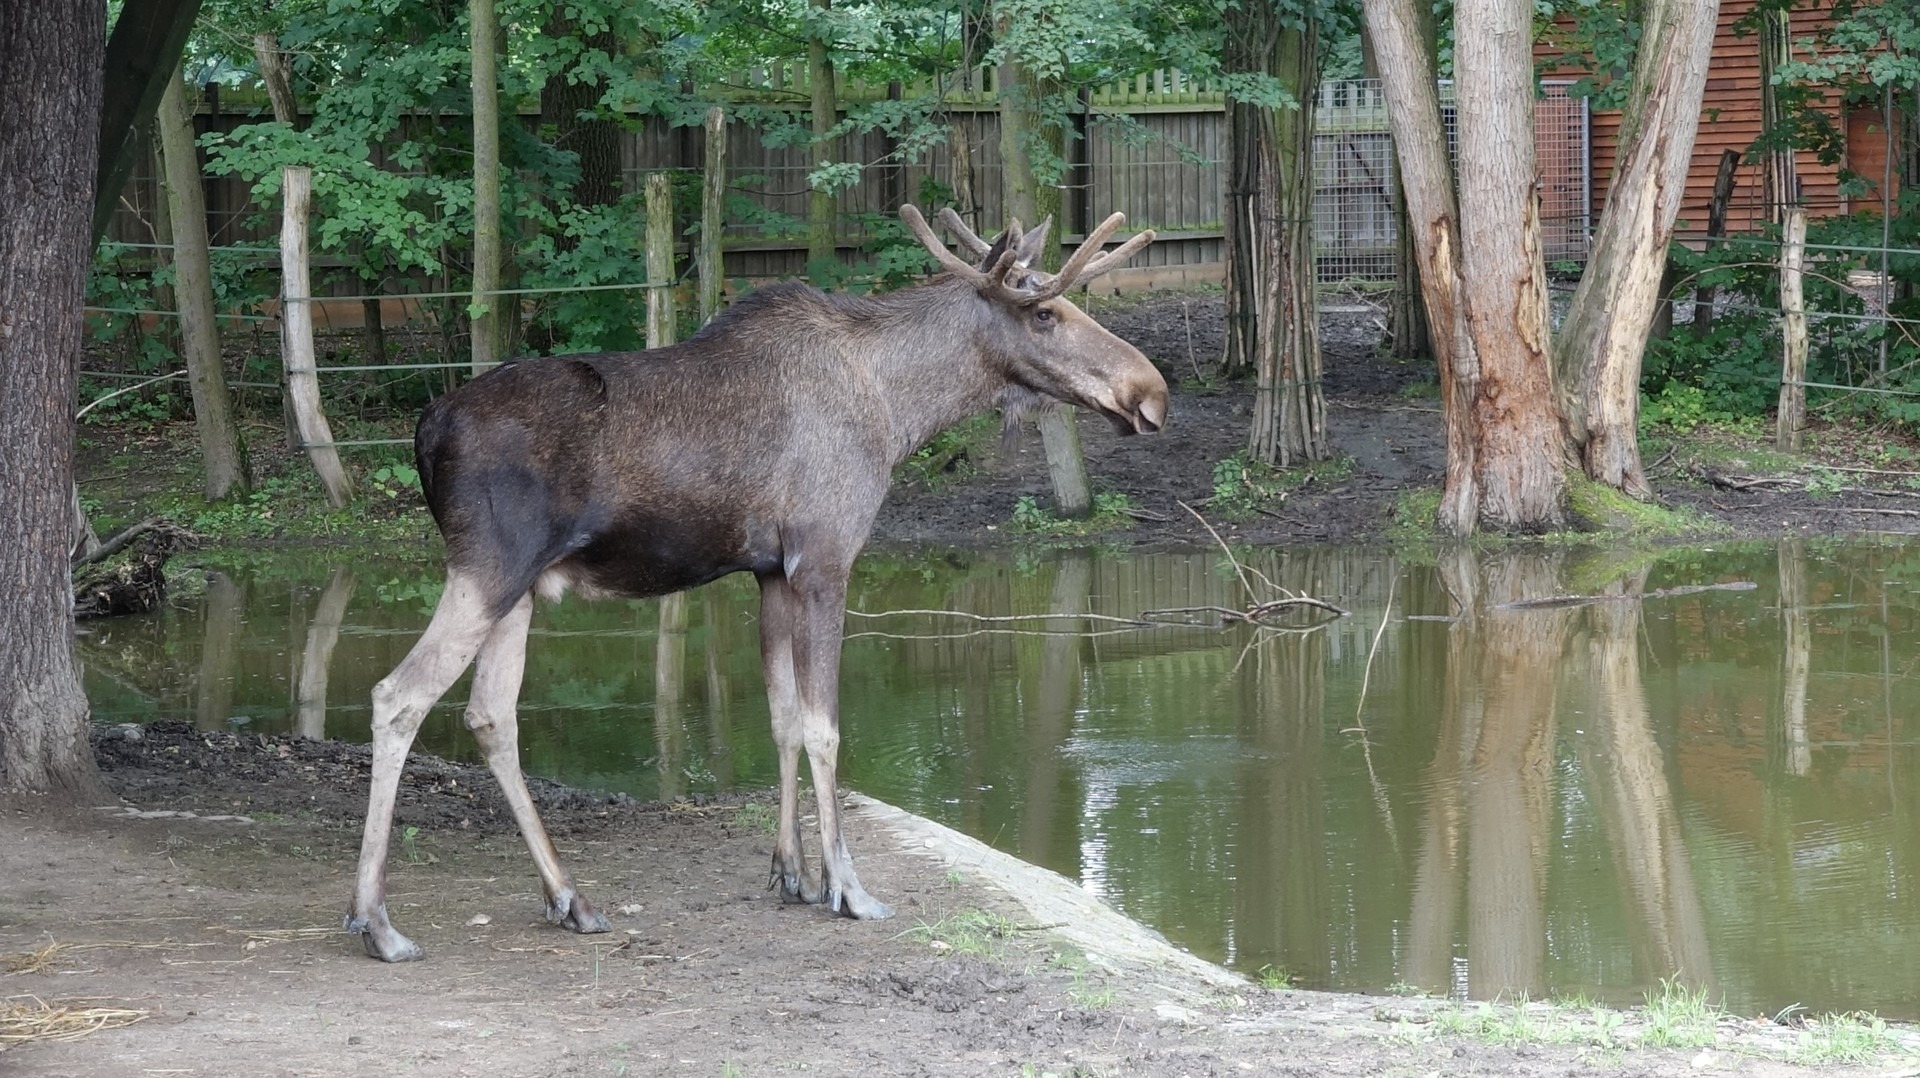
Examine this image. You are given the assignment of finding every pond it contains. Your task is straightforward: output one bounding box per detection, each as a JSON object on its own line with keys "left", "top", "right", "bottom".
{"left": 79, "top": 538, "right": 1920, "bottom": 1019}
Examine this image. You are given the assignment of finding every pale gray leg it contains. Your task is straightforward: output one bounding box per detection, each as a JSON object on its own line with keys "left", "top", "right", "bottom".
{"left": 759, "top": 574, "right": 822, "bottom": 904}
{"left": 347, "top": 570, "right": 497, "bottom": 961}
{"left": 463, "top": 592, "right": 610, "bottom": 934}
{"left": 789, "top": 567, "right": 891, "bottom": 920}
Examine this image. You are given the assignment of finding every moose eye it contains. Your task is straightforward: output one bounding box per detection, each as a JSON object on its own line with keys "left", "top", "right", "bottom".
{"left": 1033, "top": 307, "right": 1056, "bottom": 328}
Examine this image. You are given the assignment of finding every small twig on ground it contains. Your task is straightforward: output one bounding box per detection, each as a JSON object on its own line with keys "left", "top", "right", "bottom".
{"left": 1819, "top": 506, "right": 1920, "bottom": 518}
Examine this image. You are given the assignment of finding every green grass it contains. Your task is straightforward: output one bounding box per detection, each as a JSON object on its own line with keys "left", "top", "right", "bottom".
{"left": 729, "top": 802, "right": 777, "bottom": 835}
{"left": 906, "top": 908, "right": 1017, "bottom": 956}
{"left": 1638, "top": 977, "right": 1722, "bottom": 1048}
{"left": 1255, "top": 963, "right": 1292, "bottom": 990}
{"left": 1787, "top": 1012, "right": 1910, "bottom": 1065}
{"left": 1008, "top": 490, "right": 1139, "bottom": 537}
{"left": 1207, "top": 452, "right": 1354, "bottom": 520}
{"left": 895, "top": 415, "right": 996, "bottom": 492}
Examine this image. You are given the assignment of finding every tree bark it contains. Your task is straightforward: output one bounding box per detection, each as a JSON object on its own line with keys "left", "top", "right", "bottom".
{"left": 996, "top": 40, "right": 1089, "bottom": 517}
{"left": 1, "top": 0, "right": 110, "bottom": 800}
{"left": 93, "top": 0, "right": 203, "bottom": 241}
{"left": 252, "top": 31, "right": 299, "bottom": 128}
{"left": 279, "top": 166, "right": 354, "bottom": 506}
{"left": 1690, "top": 148, "right": 1740, "bottom": 340}
{"left": 1361, "top": 0, "right": 1572, "bottom": 532}
{"left": 1759, "top": 5, "right": 1798, "bottom": 221}
{"left": 1228, "top": 8, "right": 1329, "bottom": 466}
{"left": 540, "top": 14, "right": 620, "bottom": 210}
{"left": 1451, "top": 0, "right": 1568, "bottom": 532}
{"left": 806, "top": 0, "right": 838, "bottom": 277}
{"left": 699, "top": 107, "right": 727, "bottom": 325}
{"left": 1553, "top": 0, "right": 1719, "bottom": 498}
{"left": 469, "top": 0, "right": 503, "bottom": 373}
{"left": 158, "top": 69, "right": 250, "bottom": 500}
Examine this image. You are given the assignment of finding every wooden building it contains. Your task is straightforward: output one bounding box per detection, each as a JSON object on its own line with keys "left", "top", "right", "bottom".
{"left": 1546, "top": 1, "right": 1901, "bottom": 242}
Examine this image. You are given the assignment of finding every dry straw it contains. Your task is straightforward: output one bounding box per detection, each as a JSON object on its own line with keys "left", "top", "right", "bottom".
{"left": 0, "top": 994, "right": 149, "bottom": 1050}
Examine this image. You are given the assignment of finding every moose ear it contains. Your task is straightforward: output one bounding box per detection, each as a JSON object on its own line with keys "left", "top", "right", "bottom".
{"left": 980, "top": 230, "right": 1015, "bottom": 273}
{"left": 1016, "top": 218, "right": 1053, "bottom": 266}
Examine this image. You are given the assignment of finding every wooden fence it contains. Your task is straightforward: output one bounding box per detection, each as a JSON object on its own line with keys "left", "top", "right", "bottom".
{"left": 102, "top": 73, "right": 1589, "bottom": 306}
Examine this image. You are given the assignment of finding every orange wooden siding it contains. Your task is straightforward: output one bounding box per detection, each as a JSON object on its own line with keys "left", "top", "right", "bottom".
{"left": 1540, "top": 1, "right": 1898, "bottom": 243}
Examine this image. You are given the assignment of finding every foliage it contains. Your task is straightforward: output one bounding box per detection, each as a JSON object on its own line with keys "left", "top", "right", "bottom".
{"left": 895, "top": 414, "right": 995, "bottom": 491}
{"left": 1637, "top": 977, "right": 1720, "bottom": 1048}
{"left": 1208, "top": 452, "right": 1349, "bottom": 519}
{"left": 1009, "top": 490, "right": 1137, "bottom": 536}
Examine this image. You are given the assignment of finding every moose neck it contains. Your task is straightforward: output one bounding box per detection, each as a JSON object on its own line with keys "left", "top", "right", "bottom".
{"left": 830, "top": 276, "right": 1022, "bottom": 466}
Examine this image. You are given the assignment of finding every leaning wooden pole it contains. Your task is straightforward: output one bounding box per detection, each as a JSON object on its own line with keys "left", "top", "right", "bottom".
{"left": 279, "top": 166, "right": 353, "bottom": 506}
{"left": 1775, "top": 207, "right": 1808, "bottom": 451}
{"left": 699, "top": 107, "right": 726, "bottom": 325}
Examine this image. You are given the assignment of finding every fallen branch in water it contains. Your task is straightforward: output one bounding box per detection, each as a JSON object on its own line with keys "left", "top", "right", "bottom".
{"left": 1496, "top": 581, "right": 1758, "bottom": 610}
{"left": 1138, "top": 597, "right": 1348, "bottom": 627}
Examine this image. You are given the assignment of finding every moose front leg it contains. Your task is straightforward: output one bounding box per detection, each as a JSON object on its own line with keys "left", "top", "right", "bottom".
{"left": 788, "top": 567, "right": 892, "bottom": 920}
{"left": 757, "top": 574, "right": 822, "bottom": 905}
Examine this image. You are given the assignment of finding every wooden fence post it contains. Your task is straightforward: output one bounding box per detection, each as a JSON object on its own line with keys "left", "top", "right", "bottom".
{"left": 699, "top": 107, "right": 726, "bottom": 325}
{"left": 647, "top": 172, "right": 676, "bottom": 351}
{"left": 279, "top": 166, "right": 354, "bottom": 507}
{"left": 1775, "top": 206, "right": 1807, "bottom": 452}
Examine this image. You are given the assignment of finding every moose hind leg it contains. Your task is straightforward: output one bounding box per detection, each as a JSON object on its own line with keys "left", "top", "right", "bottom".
{"left": 464, "top": 591, "right": 609, "bottom": 934}
{"left": 348, "top": 570, "right": 499, "bottom": 961}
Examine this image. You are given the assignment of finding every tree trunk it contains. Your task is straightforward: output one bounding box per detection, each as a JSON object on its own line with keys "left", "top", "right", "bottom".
{"left": 699, "top": 107, "right": 727, "bottom": 325}
{"left": 806, "top": 0, "right": 837, "bottom": 277}
{"left": 158, "top": 69, "right": 250, "bottom": 500}
{"left": 1362, "top": 0, "right": 1570, "bottom": 532}
{"left": 252, "top": 31, "right": 299, "bottom": 128}
{"left": 1450, "top": 0, "right": 1567, "bottom": 532}
{"left": 1, "top": 0, "right": 110, "bottom": 800}
{"left": 1759, "top": 5, "right": 1798, "bottom": 221}
{"left": 1553, "top": 0, "right": 1719, "bottom": 498}
{"left": 1228, "top": 9, "right": 1329, "bottom": 466}
{"left": 469, "top": 0, "right": 503, "bottom": 373}
{"left": 540, "top": 15, "right": 620, "bottom": 210}
{"left": 996, "top": 42, "right": 1089, "bottom": 517}
{"left": 1690, "top": 148, "right": 1740, "bottom": 340}
{"left": 93, "top": 0, "right": 203, "bottom": 242}
{"left": 279, "top": 166, "right": 354, "bottom": 506}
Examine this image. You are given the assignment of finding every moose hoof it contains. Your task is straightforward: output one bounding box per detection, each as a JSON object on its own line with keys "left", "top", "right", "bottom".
{"left": 769, "top": 864, "right": 824, "bottom": 906}
{"left": 546, "top": 889, "right": 612, "bottom": 934}
{"left": 827, "top": 884, "right": 894, "bottom": 921}
{"left": 346, "top": 907, "right": 425, "bottom": 962}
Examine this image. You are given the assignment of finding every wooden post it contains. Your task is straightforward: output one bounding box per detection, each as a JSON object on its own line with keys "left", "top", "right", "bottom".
{"left": 646, "top": 172, "right": 676, "bottom": 350}
{"left": 469, "top": 0, "right": 502, "bottom": 374}
{"left": 1775, "top": 206, "right": 1808, "bottom": 452}
{"left": 1690, "top": 148, "right": 1739, "bottom": 340}
{"left": 647, "top": 170, "right": 691, "bottom": 709}
{"left": 699, "top": 107, "right": 726, "bottom": 325}
{"left": 279, "top": 166, "right": 354, "bottom": 506}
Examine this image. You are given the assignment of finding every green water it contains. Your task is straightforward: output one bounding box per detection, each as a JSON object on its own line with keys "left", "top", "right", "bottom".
{"left": 81, "top": 539, "right": 1920, "bottom": 1018}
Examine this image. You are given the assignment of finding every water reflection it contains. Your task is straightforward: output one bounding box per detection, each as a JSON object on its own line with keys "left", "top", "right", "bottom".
{"left": 75, "top": 538, "right": 1920, "bottom": 1018}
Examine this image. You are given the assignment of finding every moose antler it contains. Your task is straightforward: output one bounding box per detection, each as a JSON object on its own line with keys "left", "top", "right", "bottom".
{"left": 901, "top": 204, "right": 1155, "bottom": 304}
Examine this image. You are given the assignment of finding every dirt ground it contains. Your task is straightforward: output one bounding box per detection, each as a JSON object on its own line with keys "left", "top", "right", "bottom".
{"left": 25, "top": 292, "right": 1920, "bottom": 1076}
{"left": 4, "top": 721, "right": 1903, "bottom": 1078}
{"left": 872, "top": 292, "right": 1920, "bottom": 548}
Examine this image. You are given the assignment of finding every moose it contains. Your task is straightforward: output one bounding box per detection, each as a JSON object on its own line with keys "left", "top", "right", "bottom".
{"left": 345, "top": 205, "right": 1166, "bottom": 961}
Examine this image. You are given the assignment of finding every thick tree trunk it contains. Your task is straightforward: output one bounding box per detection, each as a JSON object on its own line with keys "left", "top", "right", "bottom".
{"left": 158, "top": 70, "right": 250, "bottom": 500}
{"left": 540, "top": 16, "right": 620, "bottom": 210}
{"left": 996, "top": 45, "right": 1089, "bottom": 516}
{"left": 1553, "top": 0, "right": 1719, "bottom": 498}
{"left": 1227, "top": 9, "right": 1329, "bottom": 465}
{"left": 469, "top": 0, "right": 503, "bottom": 373}
{"left": 1, "top": 0, "right": 110, "bottom": 800}
{"left": 806, "top": 0, "right": 837, "bottom": 276}
{"left": 1451, "top": 0, "right": 1567, "bottom": 532}
{"left": 1358, "top": 0, "right": 1480, "bottom": 534}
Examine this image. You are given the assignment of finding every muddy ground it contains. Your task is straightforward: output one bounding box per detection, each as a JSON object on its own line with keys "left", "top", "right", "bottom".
{"left": 872, "top": 291, "right": 1920, "bottom": 548}
{"left": 4, "top": 721, "right": 1902, "bottom": 1077}
{"left": 21, "top": 292, "right": 1920, "bottom": 1076}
